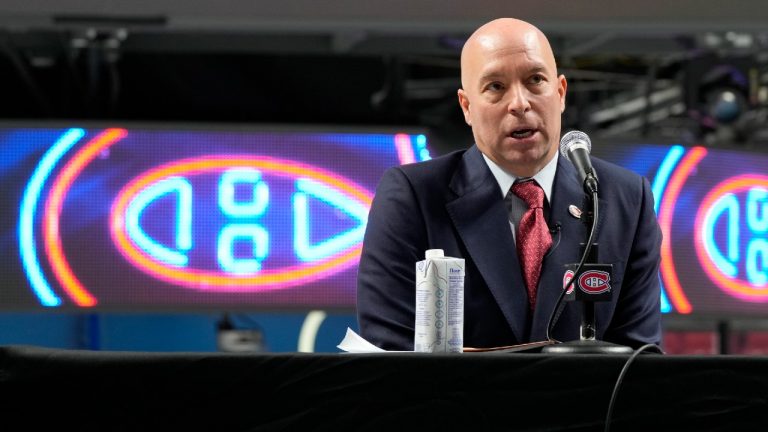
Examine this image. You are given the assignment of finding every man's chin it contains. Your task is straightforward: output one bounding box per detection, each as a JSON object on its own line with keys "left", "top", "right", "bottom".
{"left": 498, "top": 151, "right": 552, "bottom": 176}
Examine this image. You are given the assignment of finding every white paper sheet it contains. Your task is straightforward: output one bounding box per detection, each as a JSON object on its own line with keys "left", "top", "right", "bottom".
{"left": 337, "top": 328, "right": 412, "bottom": 353}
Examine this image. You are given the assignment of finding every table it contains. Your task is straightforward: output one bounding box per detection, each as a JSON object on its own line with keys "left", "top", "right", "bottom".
{"left": 1, "top": 345, "right": 766, "bottom": 431}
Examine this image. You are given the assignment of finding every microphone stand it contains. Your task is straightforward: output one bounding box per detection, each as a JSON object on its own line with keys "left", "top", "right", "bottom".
{"left": 542, "top": 182, "right": 633, "bottom": 355}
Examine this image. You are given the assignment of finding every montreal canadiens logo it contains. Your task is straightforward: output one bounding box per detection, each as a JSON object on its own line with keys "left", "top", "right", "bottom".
{"left": 563, "top": 270, "right": 575, "bottom": 294}
{"left": 578, "top": 270, "right": 611, "bottom": 294}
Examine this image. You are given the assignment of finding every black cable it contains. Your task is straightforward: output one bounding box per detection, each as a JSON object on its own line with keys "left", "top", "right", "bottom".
{"left": 604, "top": 343, "right": 659, "bottom": 432}
{"left": 545, "top": 189, "right": 599, "bottom": 342}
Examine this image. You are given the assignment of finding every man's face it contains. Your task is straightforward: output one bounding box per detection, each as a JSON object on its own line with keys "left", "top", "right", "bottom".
{"left": 458, "top": 28, "right": 567, "bottom": 177}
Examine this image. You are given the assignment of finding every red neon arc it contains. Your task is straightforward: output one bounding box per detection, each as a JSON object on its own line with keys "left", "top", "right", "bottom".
{"left": 110, "top": 156, "right": 373, "bottom": 292}
{"left": 44, "top": 128, "right": 129, "bottom": 307}
{"left": 658, "top": 146, "right": 707, "bottom": 314}
{"left": 695, "top": 174, "right": 768, "bottom": 301}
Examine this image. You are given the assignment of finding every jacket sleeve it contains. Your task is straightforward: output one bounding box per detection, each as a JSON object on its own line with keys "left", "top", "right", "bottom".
{"left": 356, "top": 167, "right": 427, "bottom": 351}
{"left": 603, "top": 176, "right": 663, "bottom": 348}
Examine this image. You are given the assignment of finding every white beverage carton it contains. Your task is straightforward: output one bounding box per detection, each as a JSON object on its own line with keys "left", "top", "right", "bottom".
{"left": 414, "top": 249, "right": 465, "bottom": 353}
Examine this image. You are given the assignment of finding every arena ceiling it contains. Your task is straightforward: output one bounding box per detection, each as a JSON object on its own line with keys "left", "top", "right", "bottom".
{"left": 1, "top": 1, "right": 767, "bottom": 149}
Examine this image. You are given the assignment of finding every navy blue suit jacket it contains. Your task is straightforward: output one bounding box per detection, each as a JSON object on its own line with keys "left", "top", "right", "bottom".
{"left": 356, "top": 145, "right": 662, "bottom": 350}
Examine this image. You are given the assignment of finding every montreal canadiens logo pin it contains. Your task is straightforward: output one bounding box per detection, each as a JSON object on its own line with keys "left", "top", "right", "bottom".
{"left": 578, "top": 270, "right": 611, "bottom": 294}
{"left": 563, "top": 270, "right": 575, "bottom": 294}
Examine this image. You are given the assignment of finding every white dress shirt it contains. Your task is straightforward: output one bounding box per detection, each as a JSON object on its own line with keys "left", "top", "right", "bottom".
{"left": 481, "top": 151, "right": 558, "bottom": 244}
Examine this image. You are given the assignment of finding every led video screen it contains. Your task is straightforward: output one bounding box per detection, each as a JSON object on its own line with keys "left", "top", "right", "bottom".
{"left": 2, "top": 123, "right": 765, "bottom": 317}
{"left": 593, "top": 143, "right": 768, "bottom": 317}
{"left": 0, "top": 124, "right": 431, "bottom": 310}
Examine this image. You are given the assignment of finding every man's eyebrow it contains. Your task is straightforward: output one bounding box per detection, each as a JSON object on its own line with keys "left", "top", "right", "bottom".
{"left": 478, "top": 62, "right": 550, "bottom": 82}
{"left": 478, "top": 71, "right": 505, "bottom": 82}
{"left": 523, "top": 61, "right": 549, "bottom": 75}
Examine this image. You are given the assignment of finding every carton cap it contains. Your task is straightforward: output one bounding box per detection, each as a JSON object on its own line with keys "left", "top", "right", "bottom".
{"left": 425, "top": 249, "right": 444, "bottom": 259}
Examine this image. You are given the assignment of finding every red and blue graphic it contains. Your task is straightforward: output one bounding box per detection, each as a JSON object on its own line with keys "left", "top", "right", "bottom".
{"left": 5, "top": 124, "right": 768, "bottom": 315}
{"left": 598, "top": 143, "right": 768, "bottom": 315}
{"left": 563, "top": 270, "right": 575, "bottom": 294}
{"left": 694, "top": 174, "right": 768, "bottom": 302}
{"left": 8, "top": 126, "right": 429, "bottom": 309}
{"left": 578, "top": 270, "right": 611, "bottom": 294}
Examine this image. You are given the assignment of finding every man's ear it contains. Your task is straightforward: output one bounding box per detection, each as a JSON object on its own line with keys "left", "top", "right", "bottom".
{"left": 457, "top": 89, "right": 472, "bottom": 126}
{"left": 558, "top": 74, "right": 568, "bottom": 113}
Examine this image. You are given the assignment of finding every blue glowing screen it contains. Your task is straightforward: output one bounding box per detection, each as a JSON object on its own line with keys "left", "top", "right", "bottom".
{"left": 593, "top": 142, "right": 768, "bottom": 317}
{"left": 0, "top": 124, "right": 430, "bottom": 310}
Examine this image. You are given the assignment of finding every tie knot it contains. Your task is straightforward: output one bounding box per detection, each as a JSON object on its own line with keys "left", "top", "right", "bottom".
{"left": 510, "top": 180, "right": 545, "bottom": 209}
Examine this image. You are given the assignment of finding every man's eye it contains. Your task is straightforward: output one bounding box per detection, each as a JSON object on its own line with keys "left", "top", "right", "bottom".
{"left": 529, "top": 74, "right": 545, "bottom": 85}
{"left": 486, "top": 82, "right": 504, "bottom": 92}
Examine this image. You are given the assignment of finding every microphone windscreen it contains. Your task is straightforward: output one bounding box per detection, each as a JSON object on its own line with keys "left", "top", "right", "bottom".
{"left": 559, "top": 130, "right": 592, "bottom": 161}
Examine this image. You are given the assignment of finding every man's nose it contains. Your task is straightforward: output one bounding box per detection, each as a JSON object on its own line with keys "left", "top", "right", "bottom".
{"left": 507, "top": 85, "right": 531, "bottom": 116}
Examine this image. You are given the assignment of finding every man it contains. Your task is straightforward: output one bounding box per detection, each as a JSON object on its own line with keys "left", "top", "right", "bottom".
{"left": 356, "top": 18, "right": 662, "bottom": 350}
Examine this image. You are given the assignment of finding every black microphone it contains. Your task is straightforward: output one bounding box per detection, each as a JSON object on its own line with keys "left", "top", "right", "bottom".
{"left": 559, "top": 130, "right": 598, "bottom": 194}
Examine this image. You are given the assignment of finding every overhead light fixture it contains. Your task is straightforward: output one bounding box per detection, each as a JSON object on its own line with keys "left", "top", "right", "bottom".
{"left": 706, "top": 87, "right": 747, "bottom": 124}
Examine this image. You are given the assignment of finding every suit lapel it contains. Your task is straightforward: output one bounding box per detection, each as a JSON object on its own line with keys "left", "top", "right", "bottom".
{"left": 446, "top": 146, "right": 529, "bottom": 342}
{"left": 530, "top": 155, "right": 609, "bottom": 340}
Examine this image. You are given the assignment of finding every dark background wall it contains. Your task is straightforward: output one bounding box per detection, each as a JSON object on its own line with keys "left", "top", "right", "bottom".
{"left": 3, "top": 1, "right": 768, "bottom": 149}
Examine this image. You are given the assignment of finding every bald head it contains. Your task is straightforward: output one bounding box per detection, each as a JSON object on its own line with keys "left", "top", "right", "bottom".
{"left": 461, "top": 18, "right": 557, "bottom": 90}
{"left": 456, "top": 17, "right": 567, "bottom": 177}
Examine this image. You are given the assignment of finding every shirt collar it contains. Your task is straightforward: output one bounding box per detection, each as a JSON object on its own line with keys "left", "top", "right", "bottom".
{"left": 482, "top": 150, "right": 558, "bottom": 204}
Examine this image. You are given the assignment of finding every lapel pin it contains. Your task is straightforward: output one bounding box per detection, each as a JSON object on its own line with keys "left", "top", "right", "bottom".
{"left": 568, "top": 205, "right": 582, "bottom": 219}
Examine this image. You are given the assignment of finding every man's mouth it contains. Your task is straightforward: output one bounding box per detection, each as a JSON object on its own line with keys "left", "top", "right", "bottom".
{"left": 510, "top": 129, "right": 536, "bottom": 139}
